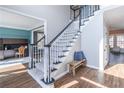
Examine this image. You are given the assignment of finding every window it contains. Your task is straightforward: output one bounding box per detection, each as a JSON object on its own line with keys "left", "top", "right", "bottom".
{"left": 109, "top": 35, "right": 124, "bottom": 48}
{"left": 109, "top": 36, "right": 114, "bottom": 48}
{"left": 117, "top": 35, "right": 124, "bottom": 48}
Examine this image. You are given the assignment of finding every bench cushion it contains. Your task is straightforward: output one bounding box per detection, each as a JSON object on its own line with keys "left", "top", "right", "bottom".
{"left": 74, "top": 51, "right": 86, "bottom": 61}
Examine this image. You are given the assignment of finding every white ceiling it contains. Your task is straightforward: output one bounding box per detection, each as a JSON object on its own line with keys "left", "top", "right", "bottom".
{"left": 104, "top": 6, "right": 124, "bottom": 31}
{"left": 0, "top": 8, "right": 44, "bottom": 30}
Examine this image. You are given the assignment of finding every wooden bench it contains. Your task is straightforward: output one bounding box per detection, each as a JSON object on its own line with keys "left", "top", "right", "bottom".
{"left": 69, "top": 59, "right": 86, "bottom": 76}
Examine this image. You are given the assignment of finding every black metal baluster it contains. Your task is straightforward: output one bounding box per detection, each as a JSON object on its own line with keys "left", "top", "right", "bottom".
{"left": 79, "top": 6, "right": 81, "bottom": 28}
{"left": 30, "top": 44, "right": 33, "bottom": 69}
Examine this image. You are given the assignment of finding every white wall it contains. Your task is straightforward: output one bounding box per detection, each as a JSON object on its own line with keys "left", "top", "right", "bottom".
{"left": 80, "top": 6, "right": 122, "bottom": 70}
{"left": 1, "top": 5, "right": 70, "bottom": 44}
{"left": 81, "top": 11, "right": 104, "bottom": 70}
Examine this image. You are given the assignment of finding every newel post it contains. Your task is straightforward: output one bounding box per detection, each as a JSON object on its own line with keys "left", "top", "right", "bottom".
{"left": 42, "top": 46, "right": 49, "bottom": 83}
{"left": 42, "top": 45, "right": 54, "bottom": 84}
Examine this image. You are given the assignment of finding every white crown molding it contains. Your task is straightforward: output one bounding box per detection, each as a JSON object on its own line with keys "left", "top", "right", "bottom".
{"left": 0, "top": 24, "right": 30, "bottom": 31}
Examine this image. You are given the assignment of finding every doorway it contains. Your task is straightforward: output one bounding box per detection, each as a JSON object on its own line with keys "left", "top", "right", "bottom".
{"left": 33, "top": 26, "right": 45, "bottom": 48}
{"left": 109, "top": 31, "right": 124, "bottom": 64}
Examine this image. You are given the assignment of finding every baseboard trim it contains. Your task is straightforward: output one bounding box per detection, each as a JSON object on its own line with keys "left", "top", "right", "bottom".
{"left": 86, "top": 64, "right": 99, "bottom": 70}
{"left": 54, "top": 70, "right": 69, "bottom": 80}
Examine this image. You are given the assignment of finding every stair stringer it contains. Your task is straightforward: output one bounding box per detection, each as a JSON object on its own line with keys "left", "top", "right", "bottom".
{"left": 52, "top": 36, "right": 81, "bottom": 80}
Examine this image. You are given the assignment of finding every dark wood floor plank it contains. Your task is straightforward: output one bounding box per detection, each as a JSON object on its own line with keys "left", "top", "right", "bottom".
{"left": 0, "top": 64, "right": 41, "bottom": 88}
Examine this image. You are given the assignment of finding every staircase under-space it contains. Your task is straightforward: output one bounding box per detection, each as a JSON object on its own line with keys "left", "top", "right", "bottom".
{"left": 28, "top": 5, "right": 100, "bottom": 87}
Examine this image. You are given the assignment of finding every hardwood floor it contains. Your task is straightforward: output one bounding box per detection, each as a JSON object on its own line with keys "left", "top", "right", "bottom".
{"left": 1, "top": 63, "right": 124, "bottom": 88}
{"left": 55, "top": 64, "right": 124, "bottom": 88}
{"left": 0, "top": 64, "right": 41, "bottom": 88}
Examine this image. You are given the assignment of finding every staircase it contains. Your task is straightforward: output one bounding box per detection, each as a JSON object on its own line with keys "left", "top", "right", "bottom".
{"left": 28, "top": 5, "right": 100, "bottom": 87}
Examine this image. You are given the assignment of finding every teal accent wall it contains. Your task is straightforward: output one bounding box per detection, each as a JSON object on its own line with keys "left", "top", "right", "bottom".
{"left": 0, "top": 27, "right": 31, "bottom": 42}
